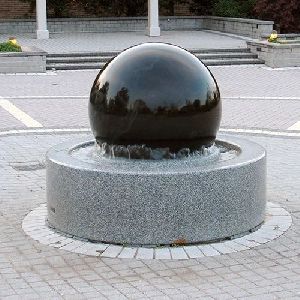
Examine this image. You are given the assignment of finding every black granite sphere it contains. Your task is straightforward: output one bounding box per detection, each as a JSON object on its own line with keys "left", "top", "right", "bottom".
{"left": 89, "top": 43, "right": 221, "bottom": 156}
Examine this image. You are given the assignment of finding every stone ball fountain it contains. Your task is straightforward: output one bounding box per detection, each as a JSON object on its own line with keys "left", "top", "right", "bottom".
{"left": 47, "top": 43, "right": 266, "bottom": 247}
{"left": 89, "top": 42, "right": 221, "bottom": 159}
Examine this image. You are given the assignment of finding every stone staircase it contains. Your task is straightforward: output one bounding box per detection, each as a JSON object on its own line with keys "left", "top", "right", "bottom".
{"left": 46, "top": 48, "right": 263, "bottom": 70}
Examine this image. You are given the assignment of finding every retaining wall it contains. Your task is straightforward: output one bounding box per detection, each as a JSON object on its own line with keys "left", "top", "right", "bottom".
{"left": 0, "top": 16, "right": 273, "bottom": 38}
{"left": 0, "top": 46, "right": 46, "bottom": 73}
{"left": 202, "top": 16, "right": 274, "bottom": 39}
{"left": 247, "top": 40, "right": 300, "bottom": 68}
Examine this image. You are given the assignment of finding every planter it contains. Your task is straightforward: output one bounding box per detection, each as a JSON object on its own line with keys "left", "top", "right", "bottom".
{"left": 247, "top": 40, "right": 300, "bottom": 68}
{"left": 0, "top": 46, "right": 47, "bottom": 73}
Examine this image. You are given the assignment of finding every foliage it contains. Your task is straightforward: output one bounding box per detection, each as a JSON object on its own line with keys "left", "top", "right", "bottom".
{"left": 212, "top": 0, "right": 241, "bottom": 17}
{"left": 82, "top": 0, "right": 189, "bottom": 16}
{"left": 189, "top": 0, "right": 214, "bottom": 15}
{"left": 49, "top": 0, "right": 70, "bottom": 17}
{"left": 0, "top": 42, "right": 22, "bottom": 52}
{"left": 20, "top": 0, "right": 71, "bottom": 17}
{"left": 80, "top": 0, "right": 147, "bottom": 17}
{"left": 212, "top": 0, "right": 256, "bottom": 18}
{"left": 189, "top": 0, "right": 256, "bottom": 17}
{"left": 254, "top": 0, "right": 300, "bottom": 33}
{"left": 82, "top": 0, "right": 189, "bottom": 17}
{"left": 160, "top": 0, "right": 188, "bottom": 15}
{"left": 20, "top": 0, "right": 192, "bottom": 17}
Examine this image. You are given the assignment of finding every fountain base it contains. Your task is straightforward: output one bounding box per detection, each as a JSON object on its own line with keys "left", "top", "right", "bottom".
{"left": 46, "top": 134, "right": 266, "bottom": 246}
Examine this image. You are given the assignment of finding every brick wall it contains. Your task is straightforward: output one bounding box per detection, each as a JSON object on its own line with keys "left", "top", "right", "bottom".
{"left": 174, "top": 3, "right": 191, "bottom": 16}
{"left": 0, "top": 0, "right": 35, "bottom": 19}
{"left": 0, "top": 0, "right": 194, "bottom": 19}
{"left": 0, "top": 0, "right": 96, "bottom": 19}
{"left": 49, "top": 2, "right": 92, "bottom": 18}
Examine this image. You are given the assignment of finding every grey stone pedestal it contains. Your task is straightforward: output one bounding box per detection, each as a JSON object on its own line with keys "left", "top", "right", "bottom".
{"left": 46, "top": 135, "right": 266, "bottom": 246}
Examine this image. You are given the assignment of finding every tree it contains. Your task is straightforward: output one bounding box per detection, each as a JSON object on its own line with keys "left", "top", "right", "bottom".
{"left": 254, "top": 0, "right": 300, "bottom": 33}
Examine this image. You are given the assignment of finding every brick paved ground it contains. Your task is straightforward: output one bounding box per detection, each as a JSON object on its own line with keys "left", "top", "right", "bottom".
{"left": 0, "top": 31, "right": 245, "bottom": 53}
{"left": 1, "top": 66, "right": 300, "bottom": 98}
{"left": 0, "top": 32, "right": 299, "bottom": 298}
{"left": 0, "top": 132, "right": 299, "bottom": 299}
{"left": 1, "top": 66, "right": 300, "bottom": 131}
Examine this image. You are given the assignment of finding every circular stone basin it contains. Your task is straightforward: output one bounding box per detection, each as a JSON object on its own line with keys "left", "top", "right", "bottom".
{"left": 46, "top": 135, "right": 266, "bottom": 247}
{"left": 89, "top": 43, "right": 221, "bottom": 155}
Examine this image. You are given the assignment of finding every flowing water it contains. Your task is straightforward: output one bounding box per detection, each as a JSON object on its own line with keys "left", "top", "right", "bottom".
{"left": 71, "top": 140, "right": 239, "bottom": 167}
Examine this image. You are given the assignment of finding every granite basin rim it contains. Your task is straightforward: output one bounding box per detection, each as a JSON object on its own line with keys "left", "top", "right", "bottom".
{"left": 46, "top": 134, "right": 266, "bottom": 175}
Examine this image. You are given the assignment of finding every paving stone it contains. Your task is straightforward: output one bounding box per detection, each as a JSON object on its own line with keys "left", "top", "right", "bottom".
{"left": 210, "top": 243, "right": 235, "bottom": 254}
{"left": 136, "top": 248, "right": 155, "bottom": 261}
{"left": 118, "top": 247, "right": 138, "bottom": 259}
{"left": 183, "top": 245, "right": 204, "bottom": 258}
{"left": 197, "top": 245, "right": 221, "bottom": 256}
{"left": 101, "top": 245, "right": 123, "bottom": 258}
{"left": 169, "top": 247, "right": 189, "bottom": 260}
{"left": 155, "top": 248, "right": 172, "bottom": 260}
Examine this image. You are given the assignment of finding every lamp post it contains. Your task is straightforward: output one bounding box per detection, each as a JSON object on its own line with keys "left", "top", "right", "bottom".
{"left": 147, "top": 0, "right": 161, "bottom": 37}
{"left": 36, "top": 0, "right": 49, "bottom": 39}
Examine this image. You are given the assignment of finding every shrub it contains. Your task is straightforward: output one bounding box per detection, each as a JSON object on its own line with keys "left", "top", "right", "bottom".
{"left": 212, "top": 0, "right": 241, "bottom": 17}
{"left": 189, "top": 0, "right": 214, "bottom": 15}
{"left": 212, "top": 0, "right": 256, "bottom": 18}
{"left": 0, "top": 42, "right": 22, "bottom": 52}
{"left": 189, "top": 0, "right": 256, "bottom": 17}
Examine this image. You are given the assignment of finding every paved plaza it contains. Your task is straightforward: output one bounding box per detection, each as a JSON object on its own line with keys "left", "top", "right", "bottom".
{"left": 0, "top": 31, "right": 299, "bottom": 299}
{"left": 0, "top": 31, "right": 246, "bottom": 53}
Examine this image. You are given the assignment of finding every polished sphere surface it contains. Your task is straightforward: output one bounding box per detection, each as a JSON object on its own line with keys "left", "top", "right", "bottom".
{"left": 89, "top": 43, "right": 221, "bottom": 154}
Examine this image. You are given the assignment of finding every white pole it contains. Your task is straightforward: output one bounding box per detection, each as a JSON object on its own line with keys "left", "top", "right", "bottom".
{"left": 36, "top": 0, "right": 49, "bottom": 39}
{"left": 147, "top": 0, "right": 161, "bottom": 37}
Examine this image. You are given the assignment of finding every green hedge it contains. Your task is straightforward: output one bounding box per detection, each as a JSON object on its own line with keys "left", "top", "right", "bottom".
{"left": 212, "top": 0, "right": 256, "bottom": 18}
{"left": 0, "top": 42, "right": 22, "bottom": 52}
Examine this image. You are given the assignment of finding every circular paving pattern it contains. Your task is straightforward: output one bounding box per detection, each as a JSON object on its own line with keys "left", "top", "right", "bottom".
{"left": 23, "top": 202, "right": 292, "bottom": 260}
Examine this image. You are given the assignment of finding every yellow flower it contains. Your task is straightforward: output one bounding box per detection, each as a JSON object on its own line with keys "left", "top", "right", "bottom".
{"left": 8, "top": 37, "right": 18, "bottom": 45}
{"left": 268, "top": 30, "right": 278, "bottom": 43}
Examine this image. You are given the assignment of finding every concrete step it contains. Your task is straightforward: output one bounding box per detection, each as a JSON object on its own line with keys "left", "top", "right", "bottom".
{"left": 47, "top": 63, "right": 106, "bottom": 70}
{"left": 195, "top": 53, "right": 258, "bottom": 60}
{"left": 47, "top": 57, "right": 263, "bottom": 70}
{"left": 204, "top": 58, "right": 264, "bottom": 66}
{"left": 47, "top": 56, "right": 113, "bottom": 64}
{"left": 47, "top": 51, "right": 118, "bottom": 58}
{"left": 47, "top": 52, "right": 257, "bottom": 64}
{"left": 46, "top": 48, "right": 263, "bottom": 70}
{"left": 47, "top": 48, "right": 250, "bottom": 58}
{"left": 191, "top": 48, "right": 250, "bottom": 54}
